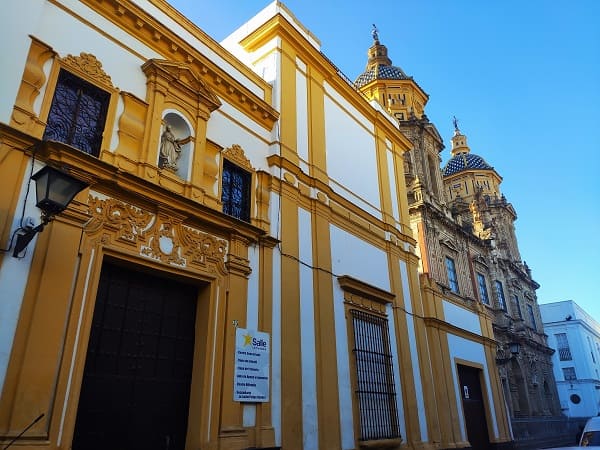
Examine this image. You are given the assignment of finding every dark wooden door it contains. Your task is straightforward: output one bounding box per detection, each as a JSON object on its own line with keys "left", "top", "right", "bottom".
{"left": 72, "top": 262, "right": 198, "bottom": 450}
{"left": 457, "top": 364, "right": 490, "bottom": 450}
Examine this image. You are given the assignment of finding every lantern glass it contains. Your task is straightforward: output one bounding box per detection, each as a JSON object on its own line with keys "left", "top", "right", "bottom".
{"left": 31, "top": 166, "right": 88, "bottom": 216}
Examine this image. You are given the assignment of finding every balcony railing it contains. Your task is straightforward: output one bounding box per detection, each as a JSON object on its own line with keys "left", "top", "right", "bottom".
{"left": 558, "top": 347, "right": 572, "bottom": 361}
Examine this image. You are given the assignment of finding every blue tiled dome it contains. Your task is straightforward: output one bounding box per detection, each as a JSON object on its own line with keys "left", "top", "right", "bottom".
{"left": 443, "top": 153, "right": 493, "bottom": 176}
{"left": 354, "top": 65, "right": 411, "bottom": 88}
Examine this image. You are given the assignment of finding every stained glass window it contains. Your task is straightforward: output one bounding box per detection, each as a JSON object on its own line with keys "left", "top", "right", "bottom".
{"left": 43, "top": 70, "right": 110, "bottom": 157}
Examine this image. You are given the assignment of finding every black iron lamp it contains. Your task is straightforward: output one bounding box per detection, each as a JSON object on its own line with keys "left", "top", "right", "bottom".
{"left": 13, "top": 165, "right": 88, "bottom": 257}
{"left": 496, "top": 341, "right": 521, "bottom": 365}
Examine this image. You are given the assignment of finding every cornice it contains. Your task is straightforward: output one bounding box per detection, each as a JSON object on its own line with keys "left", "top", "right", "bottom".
{"left": 78, "top": 0, "right": 279, "bottom": 130}
{"left": 337, "top": 275, "right": 395, "bottom": 304}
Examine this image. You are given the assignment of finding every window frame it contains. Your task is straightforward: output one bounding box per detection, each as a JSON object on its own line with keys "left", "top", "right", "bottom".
{"left": 445, "top": 256, "right": 460, "bottom": 294}
{"left": 555, "top": 333, "right": 572, "bottom": 361}
{"left": 349, "top": 309, "right": 401, "bottom": 442}
{"left": 39, "top": 53, "right": 118, "bottom": 159}
{"left": 43, "top": 68, "right": 111, "bottom": 157}
{"left": 221, "top": 158, "right": 252, "bottom": 222}
{"left": 476, "top": 272, "right": 490, "bottom": 305}
{"left": 494, "top": 280, "right": 507, "bottom": 311}
{"left": 338, "top": 276, "right": 402, "bottom": 446}
{"left": 562, "top": 366, "right": 577, "bottom": 381}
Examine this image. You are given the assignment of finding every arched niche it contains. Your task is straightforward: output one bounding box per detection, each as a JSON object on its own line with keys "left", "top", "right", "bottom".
{"left": 159, "top": 111, "right": 194, "bottom": 180}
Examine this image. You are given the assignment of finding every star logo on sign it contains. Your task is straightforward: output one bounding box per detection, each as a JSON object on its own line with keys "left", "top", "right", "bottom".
{"left": 243, "top": 333, "right": 253, "bottom": 346}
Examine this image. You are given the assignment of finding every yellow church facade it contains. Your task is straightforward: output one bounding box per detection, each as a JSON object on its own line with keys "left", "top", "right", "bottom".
{"left": 0, "top": 1, "right": 512, "bottom": 449}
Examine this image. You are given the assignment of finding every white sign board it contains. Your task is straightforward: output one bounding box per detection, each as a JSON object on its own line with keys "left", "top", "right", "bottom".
{"left": 233, "top": 328, "right": 270, "bottom": 402}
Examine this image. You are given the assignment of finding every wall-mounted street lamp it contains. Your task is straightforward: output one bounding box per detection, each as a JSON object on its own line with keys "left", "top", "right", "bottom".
{"left": 496, "top": 342, "right": 521, "bottom": 365}
{"left": 12, "top": 165, "right": 88, "bottom": 257}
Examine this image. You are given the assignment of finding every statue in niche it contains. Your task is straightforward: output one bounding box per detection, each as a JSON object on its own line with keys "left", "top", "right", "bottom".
{"left": 159, "top": 124, "right": 192, "bottom": 171}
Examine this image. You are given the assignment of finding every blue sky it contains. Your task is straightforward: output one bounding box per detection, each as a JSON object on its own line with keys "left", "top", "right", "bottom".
{"left": 169, "top": 1, "right": 600, "bottom": 321}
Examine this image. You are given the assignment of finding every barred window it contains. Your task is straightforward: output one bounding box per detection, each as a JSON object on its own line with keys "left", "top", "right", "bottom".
{"left": 43, "top": 69, "right": 110, "bottom": 157}
{"left": 476, "top": 273, "right": 489, "bottom": 304}
{"left": 494, "top": 281, "right": 506, "bottom": 311}
{"left": 350, "top": 309, "right": 400, "bottom": 441}
{"left": 555, "top": 333, "right": 572, "bottom": 361}
{"left": 221, "top": 159, "right": 251, "bottom": 222}
{"left": 445, "top": 257, "right": 459, "bottom": 293}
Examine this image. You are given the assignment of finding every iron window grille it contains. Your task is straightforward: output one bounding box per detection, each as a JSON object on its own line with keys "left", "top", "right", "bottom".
{"left": 43, "top": 69, "right": 110, "bottom": 157}
{"left": 350, "top": 309, "right": 401, "bottom": 441}
{"left": 494, "top": 281, "right": 507, "bottom": 311}
{"left": 445, "top": 257, "right": 459, "bottom": 293}
{"left": 476, "top": 273, "right": 489, "bottom": 304}
{"left": 555, "top": 333, "right": 572, "bottom": 361}
{"left": 221, "top": 159, "right": 251, "bottom": 222}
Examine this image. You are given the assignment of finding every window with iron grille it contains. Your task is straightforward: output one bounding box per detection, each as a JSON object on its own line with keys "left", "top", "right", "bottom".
{"left": 494, "top": 281, "right": 506, "bottom": 311}
{"left": 445, "top": 257, "right": 459, "bottom": 293}
{"left": 350, "top": 309, "right": 400, "bottom": 441}
{"left": 476, "top": 272, "right": 489, "bottom": 304}
{"left": 221, "top": 159, "right": 251, "bottom": 222}
{"left": 43, "top": 69, "right": 110, "bottom": 157}
{"left": 555, "top": 333, "right": 572, "bottom": 361}
{"left": 562, "top": 367, "right": 577, "bottom": 381}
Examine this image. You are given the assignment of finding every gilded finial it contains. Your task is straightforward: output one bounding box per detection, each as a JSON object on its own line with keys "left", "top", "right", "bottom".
{"left": 452, "top": 115, "right": 460, "bottom": 131}
{"left": 371, "top": 24, "right": 379, "bottom": 42}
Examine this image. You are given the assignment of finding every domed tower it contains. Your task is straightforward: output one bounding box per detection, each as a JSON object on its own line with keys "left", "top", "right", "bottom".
{"left": 354, "top": 25, "right": 445, "bottom": 206}
{"left": 442, "top": 121, "right": 521, "bottom": 261}
{"left": 443, "top": 120, "right": 501, "bottom": 203}
{"left": 354, "top": 25, "right": 428, "bottom": 122}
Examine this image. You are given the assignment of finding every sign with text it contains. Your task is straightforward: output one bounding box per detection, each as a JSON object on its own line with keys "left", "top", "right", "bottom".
{"left": 233, "top": 328, "right": 270, "bottom": 402}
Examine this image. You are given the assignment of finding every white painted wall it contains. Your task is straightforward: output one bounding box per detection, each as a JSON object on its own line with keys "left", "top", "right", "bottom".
{"left": 0, "top": 0, "right": 46, "bottom": 123}
{"left": 542, "top": 301, "right": 600, "bottom": 417}
{"left": 323, "top": 95, "right": 381, "bottom": 216}
{"left": 329, "top": 224, "right": 389, "bottom": 291}
{"left": 332, "top": 282, "right": 356, "bottom": 450}
{"left": 0, "top": 160, "right": 46, "bottom": 394}
{"left": 296, "top": 61, "right": 310, "bottom": 174}
{"left": 443, "top": 300, "right": 482, "bottom": 336}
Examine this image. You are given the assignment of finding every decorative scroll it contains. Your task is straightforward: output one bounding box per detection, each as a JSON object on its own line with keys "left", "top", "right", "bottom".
{"left": 87, "top": 195, "right": 227, "bottom": 272}
{"left": 223, "top": 144, "right": 253, "bottom": 171}
{"left": 88, "top": 196, "right": 153, "bottom": 242}
{"left": 61, "top": 53, "right": 113, "bottom": 87}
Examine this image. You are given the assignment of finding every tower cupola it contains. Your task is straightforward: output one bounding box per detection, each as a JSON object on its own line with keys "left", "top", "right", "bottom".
{"left": 354, "top": 25, "right": 429, "bottom": 121}
{"left": 450, "top": 116, "right": 471, "bottom": 156}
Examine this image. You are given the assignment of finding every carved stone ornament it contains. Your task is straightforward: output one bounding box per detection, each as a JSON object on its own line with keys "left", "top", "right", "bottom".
{"left": 222, "top": 144, "right": 253, "bottom": 171}
{"left": 61, "top": 52, "right": 113, "bottom": 87}
{"left": 87, "top": 195, "right": 227, "bottom": 273}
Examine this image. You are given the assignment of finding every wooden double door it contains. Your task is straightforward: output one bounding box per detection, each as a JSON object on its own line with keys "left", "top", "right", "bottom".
{"left": 73, "top": 262, "right": 199, "bottom": 450}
